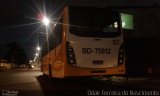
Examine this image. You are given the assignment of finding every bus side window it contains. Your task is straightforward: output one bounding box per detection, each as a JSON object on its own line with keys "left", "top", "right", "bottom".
{"left": 49, "top": 16, "right": 63, "bottom": 50}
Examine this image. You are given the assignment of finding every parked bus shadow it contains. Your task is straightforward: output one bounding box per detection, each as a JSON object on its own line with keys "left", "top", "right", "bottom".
{"left": 36, "top": 75, "right": 134, "bottom": 96}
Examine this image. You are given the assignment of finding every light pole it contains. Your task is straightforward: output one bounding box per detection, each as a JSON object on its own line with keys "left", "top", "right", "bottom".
{"left": 35, "top": 14, "right": 51, "bottom": 67}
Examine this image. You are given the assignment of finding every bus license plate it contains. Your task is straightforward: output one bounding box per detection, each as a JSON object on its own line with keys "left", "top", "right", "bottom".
{"left": 82, "top": 48, "right": 111, "bottom": 54}
{"left": 93, "top": 60, "right": 104, "bottom": 65}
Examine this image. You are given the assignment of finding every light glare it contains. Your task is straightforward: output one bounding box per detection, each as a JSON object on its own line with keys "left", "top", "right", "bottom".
{"left": 36, "top": 53, "right": 39, "bottom": 56}
{"left": 37, "top": 46, "right": 41, "bottom": 51}
{"left": 42, "top": 17, "right": 50, "bottom": 26}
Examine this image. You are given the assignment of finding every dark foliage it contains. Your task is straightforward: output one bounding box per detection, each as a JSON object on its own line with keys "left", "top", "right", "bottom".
{"left": 5, "top": 42, "right": 29, "bottom": 66}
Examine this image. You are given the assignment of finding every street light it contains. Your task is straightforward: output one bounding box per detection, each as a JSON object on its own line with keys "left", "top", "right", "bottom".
{"left": 37, "top": 46, "right": 41, "bottom": 52}
{"left": 42, "top": 16, "right": 50, "bottom": 26}
{"left": 36, "top": 46, "right": 41, "bottom": 67}
{"left": 36, "top": 53, "right": 39, "bottom": 56}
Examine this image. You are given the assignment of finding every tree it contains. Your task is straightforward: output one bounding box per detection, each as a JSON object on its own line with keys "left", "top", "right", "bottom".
{"left": 5, "top": 42, "right": 29, "bottom": 67}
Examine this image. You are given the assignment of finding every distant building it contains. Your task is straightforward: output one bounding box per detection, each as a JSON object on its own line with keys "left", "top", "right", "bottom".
{"left": 113, "top": 7, "right": 160, "bottom": 75}
{"left": 0, "top": 59, "right": 12, "bottom": 69}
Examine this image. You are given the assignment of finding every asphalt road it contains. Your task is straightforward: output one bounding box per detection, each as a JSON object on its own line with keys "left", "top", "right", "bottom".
{"left": 0, "top": 68, "right": 44, "bottom": 96}
{"left": 0, "top": 68, "right": 160, "bottom": 96}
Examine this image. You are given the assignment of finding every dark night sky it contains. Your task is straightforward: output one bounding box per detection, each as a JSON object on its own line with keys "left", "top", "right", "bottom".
{"left": 0, "top": 0, "right": 54, "bottom": 59}
{"left": 0, "top": 0, "right": 160, "bottom": 59}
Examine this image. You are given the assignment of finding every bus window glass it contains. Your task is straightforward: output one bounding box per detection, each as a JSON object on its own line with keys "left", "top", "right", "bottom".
{"left": 42, "top": 16, "right": 63, "bottom": 56}
{"left": 69, "top": 7, "right": 120, "bottom": 37}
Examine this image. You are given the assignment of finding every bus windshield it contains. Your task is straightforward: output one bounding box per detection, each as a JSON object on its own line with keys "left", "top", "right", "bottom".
{"left": 69, "top": 7, "right": 121, "bottom": 38}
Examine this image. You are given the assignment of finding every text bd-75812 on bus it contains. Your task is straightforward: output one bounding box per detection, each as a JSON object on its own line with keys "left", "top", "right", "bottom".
{"left": 41, "top": 6, "right": 125, "bottom": 78}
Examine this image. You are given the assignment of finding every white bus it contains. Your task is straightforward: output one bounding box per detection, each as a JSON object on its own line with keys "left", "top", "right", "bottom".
{"left": 41, "top": 6, "right": 125, "bottom": 78}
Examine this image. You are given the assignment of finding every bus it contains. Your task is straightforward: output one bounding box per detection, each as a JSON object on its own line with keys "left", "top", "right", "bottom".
{"left": 41, "top": 6, "right": 125, "bottom": 78}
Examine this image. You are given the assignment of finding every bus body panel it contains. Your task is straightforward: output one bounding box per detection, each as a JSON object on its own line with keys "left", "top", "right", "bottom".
{"left": 63, "top": 6, "right": 125, "bottom": 77}
{"left": 66, "top": 33, "right": 123, "bottom": 68}
{"left": 41, "top": 6, "right": 126, "bottom": 78}
{"left": 51, "top": 45, "right": 65, "bottom": 78}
